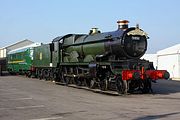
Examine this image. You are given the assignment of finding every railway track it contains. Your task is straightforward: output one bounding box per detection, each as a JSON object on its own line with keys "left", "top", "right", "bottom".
{"left": 55, "top": 82, "right": 120, "bottom": 96}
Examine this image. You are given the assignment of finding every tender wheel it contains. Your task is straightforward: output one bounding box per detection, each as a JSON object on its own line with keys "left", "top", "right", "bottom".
{"left": 116, "top": 76, "right": 128, "bottom": 94}
{"left": 44, "top": 70, "right": 49, "bottom": 80}
{"left": 38, "top": 69, "right": 43, "bottom": 80}
{"left": 99, "top": 79, "right": 108, "bottom": 91}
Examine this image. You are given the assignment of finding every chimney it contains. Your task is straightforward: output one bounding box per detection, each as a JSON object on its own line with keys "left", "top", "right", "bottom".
{"left": 117, "top": 20, "right": 129, "bottom": 30}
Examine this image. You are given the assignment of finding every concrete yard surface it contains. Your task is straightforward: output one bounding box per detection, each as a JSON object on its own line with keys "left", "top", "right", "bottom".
{"left": 0, "top": 76, "right": 180, "bottom": 120}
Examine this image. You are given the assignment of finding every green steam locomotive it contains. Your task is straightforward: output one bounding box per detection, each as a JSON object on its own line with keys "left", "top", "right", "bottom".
{"left": 7, "top": 20, "right": 169, "bottom": 94}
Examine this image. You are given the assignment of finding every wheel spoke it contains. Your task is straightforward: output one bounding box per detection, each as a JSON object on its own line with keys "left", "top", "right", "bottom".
{"left": 142, "top": 79, "right": 152, "bottom": 93}
{"left": 116, "top": 76, "right": 128, "bottom": 94}
{"left": 99, "top": 79, "right": 108, "bottom": 91}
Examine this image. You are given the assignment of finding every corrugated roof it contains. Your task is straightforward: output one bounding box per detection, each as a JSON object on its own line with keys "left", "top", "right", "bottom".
{"left": 157, "top": 44, "right": 180, "bottom": 55}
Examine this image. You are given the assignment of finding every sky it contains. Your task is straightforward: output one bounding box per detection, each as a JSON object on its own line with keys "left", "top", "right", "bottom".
{"left": 0, "top": 0, "right": 179, "bottom": 53}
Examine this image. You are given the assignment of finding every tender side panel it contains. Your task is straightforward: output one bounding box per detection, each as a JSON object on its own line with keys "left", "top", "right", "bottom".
{"left": 33, "top": 44, "right": 51, "bottom": 68}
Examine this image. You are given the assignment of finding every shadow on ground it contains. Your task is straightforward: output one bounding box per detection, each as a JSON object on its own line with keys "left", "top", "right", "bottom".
{"left": 133, "top": 112, "right": 180, "bottom": 120}
{"left": 152, "top": 80, "right": 180, "bottom": 95}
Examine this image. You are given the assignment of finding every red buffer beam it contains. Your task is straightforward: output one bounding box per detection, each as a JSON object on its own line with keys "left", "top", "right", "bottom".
{"left": 122, "top": 70, "right": 169, "bottom": 81}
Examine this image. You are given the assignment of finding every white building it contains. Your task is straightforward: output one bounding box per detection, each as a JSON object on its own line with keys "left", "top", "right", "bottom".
{"left": 157, "top": 44, "right": 180, "bottom": 80}
{"left": 0, "top": 39, "right": 34, "bottom": 58}
{"left": 0, "top": 48, "right": 6, "bottom": 58}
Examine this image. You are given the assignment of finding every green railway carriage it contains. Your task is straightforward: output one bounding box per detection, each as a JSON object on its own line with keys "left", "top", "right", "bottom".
{"left": 7, "top": 43, "right": 41, "bottom": 75}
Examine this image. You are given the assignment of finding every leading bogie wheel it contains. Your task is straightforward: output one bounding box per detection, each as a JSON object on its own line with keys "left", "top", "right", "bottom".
{"left": 142, "top": 79, "right": 152, "bottom": 93}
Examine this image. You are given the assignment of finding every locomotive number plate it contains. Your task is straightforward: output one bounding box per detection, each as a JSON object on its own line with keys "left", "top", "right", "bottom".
{"left": 132, "top": 36, "right": 140, "bottom": 40}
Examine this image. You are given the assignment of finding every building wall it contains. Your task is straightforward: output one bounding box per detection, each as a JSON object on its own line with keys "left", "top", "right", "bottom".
{"left": 0, "top": 48, "right": 7, "bottom": 58}
{"left": 157, "top": 53, "right": 180, "bottom": 80}
{"left": 142, "top": 52, "right": 180, "bottom": 80}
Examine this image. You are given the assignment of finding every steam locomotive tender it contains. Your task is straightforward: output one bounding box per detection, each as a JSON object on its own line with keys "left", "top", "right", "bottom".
{"left": 8, "top": 20, "right": 170, "bottom": 94}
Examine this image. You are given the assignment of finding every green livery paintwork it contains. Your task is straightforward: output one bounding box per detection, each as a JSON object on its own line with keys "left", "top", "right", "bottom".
{"left": 62, "top": 34, "right": 106, "bottom": 63}
{"left": 33, "top": 44, "right": 51, "bottom": 67}
{"left": 7, "top": 48, "right": 33, "bottom": 72}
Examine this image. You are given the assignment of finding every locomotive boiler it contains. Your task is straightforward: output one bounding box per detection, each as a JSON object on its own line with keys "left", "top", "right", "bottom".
{"left": 53, "top": 20, "right": 147, "bottom": 64}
